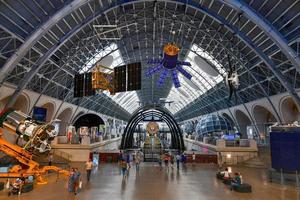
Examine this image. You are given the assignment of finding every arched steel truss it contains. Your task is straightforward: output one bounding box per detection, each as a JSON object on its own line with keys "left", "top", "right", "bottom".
{"left": 120, "top": 106, "right": 185, "bottom": 151}
{"left": 0, "top": 0, "right": 299, "bottom": 123}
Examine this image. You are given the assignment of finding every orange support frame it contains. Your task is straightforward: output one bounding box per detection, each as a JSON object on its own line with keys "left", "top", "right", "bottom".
{"left": 0, "top": 129, "right": 69, "bottom": 184}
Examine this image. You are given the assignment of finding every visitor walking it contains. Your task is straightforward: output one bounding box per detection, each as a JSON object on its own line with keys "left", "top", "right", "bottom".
{"left": 85, "top": 158, "right": 93, "bottom": 182}
{"left": 121, "top": 159, "right": 128, "bottom": 178}
{"left": 73, "top": 168, "right": 81, "bottom": 195}
{"left": 170, "top": 154, "right": 174, "bottom": 169}
{"left": 158, "top": 154, "right": 163, "bottom": 170}
{"left": 48, "top": 153, "right": 53, "bottom": 166}
{"left": 135, "top": 152, "right": 141, "bottom": 172}
{"left": 164, "top": 154, "right": 169, "bottom": 170}
{"left": 176, "top": 153, "right": 181, "bottom": 170}
{"left": 68, "top": 168, "right": 75, "bottom": 193}
{"left": 218, "top": 152, "right": 223, "bottom": 168}
{"left": 192, "top": 152, "right": 196, "bottom": 165}
{"left": 118, "top": 150, "right": 123, "bottom": 174}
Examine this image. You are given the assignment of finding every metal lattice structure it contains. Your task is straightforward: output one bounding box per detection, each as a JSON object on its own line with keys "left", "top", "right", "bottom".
{"left": 0, "top": 0, "right": 299, "bottom": 123}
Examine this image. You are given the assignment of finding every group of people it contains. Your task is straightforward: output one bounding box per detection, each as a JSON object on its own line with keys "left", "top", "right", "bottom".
{"left": 7, "top": 174, "right": 33, "bottom": 196}
{"left": 219, "top": 168, "right": 243, "bottom": 190}
{"left": 159, "top": 152, "right": 191, "bottom": 170}
{"left": 68, "top": 168, "right": 81, "bottom": 195}
{"left": 118, "top": 150, "right": 142, "bottom": 178}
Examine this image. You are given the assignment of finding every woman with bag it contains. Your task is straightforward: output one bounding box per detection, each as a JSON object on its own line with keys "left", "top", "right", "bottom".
{"left": 73, "top": 168, "right": 81, "bottom": 195}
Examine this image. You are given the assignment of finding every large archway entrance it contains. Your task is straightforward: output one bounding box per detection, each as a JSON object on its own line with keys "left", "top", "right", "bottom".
{"left": 121, "top": 106, "right": 185, "bottom": 152}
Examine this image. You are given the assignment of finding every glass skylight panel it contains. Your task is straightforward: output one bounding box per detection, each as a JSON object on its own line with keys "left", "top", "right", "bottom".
{"left": 166, "top": 43, "right": 226, "bottom": 114}
{"left": 78, "top": 43, "right": 140, "bottom": 114}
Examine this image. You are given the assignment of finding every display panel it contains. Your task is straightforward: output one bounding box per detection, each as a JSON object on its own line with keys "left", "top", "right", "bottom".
{"left": 32, "top": 107, "right": 47, "bottom": 122}
{"left": 270, "top": 132, "right": 300, "bottom": 171}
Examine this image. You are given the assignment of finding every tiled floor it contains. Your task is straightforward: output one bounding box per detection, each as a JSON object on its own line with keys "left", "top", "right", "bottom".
{"left": 1, "top": 162, "right": 299, "bottom": 200}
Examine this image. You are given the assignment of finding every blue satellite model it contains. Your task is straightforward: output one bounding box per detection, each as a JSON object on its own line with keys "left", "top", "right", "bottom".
{"left": 146, "top": 43, "right": 192, "bottom": 88}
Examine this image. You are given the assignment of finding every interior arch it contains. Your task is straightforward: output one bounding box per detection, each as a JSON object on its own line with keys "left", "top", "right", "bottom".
{"left": 253, "top": 105, "right": 277, "bottom": 138}
{"left": 121, "top": 106, "right": 185, "bottom": 151}
{"left": 73, "top": 113, "right": 105, "bottom": 130}
{"left": 57, "top": 108, "right": 73, "bottom": 136}
{"left": 40, "top": 102, "right": 55, "bottom": 122}
{"left": 0, "top": 94, "right": 30, "bottom": 114}
{"left": 235, "top": 110, "right": 252, "bottom": 139}
{"left": 280, "top": 97, "right": 300, "bottom": 124}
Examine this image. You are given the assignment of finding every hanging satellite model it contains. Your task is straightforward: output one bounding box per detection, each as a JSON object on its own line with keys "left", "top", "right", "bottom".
{"left": 225, "top": 55, "right": 239, "bottom": 102}
{"left": 74, "top": 59, "right": 141, "bottom": 97}
{"left": 146, "top": 43, "right": 192, "bottom": 88}
{"left": 91, "top": 60, "right": 115, "bottom": 95}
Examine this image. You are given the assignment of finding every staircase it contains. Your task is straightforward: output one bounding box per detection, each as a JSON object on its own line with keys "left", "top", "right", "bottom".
{"left": 143, "top": 136, "right": 162, "bottom": 162}
{"left": 33, "top": 149, "right": 72, "bottom": 168}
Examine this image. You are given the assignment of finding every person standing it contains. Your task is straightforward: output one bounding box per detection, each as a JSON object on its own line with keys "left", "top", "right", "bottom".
{"left": 121, "top": 159, "right": 127, "bottom": 178}
{"left": 48, "top": 153, "right": 53, "bottom": 166}
{"left": 192, "top": 152, "right": 196, "bottom": 165}
{"left": 85, "top": 159, "right": 93, "bottom": 182}
{"left": 164, "top": 154, "right": 169, "bottom": 171}
{"left": 218, "top": 152, "right": 223, "bottom": 168}
{"left": 170, "top": 154, "right": 174, "bottom": 169}
{"left": 158, "top": 154, "right": 163, "bottom": 170}
{"left": 135, "top": 153, "right": 141, "bottom": 172}
{"left": 73, "top": 168, "right": 81, "bottom": 195}
{"left": 68, "top": 168, "right": 75, "bottom": 193}
{"left": 176, "top": 153, "right": 181, "bottom": 170}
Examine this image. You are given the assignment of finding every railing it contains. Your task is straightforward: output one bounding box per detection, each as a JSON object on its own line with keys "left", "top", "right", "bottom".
{"left": 225, "top": 140, "right": 250, "bottom": 147}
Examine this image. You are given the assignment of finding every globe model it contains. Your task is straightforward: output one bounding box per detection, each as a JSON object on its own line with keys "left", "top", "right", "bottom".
{"left": 184, "top": 121, "right": 195, "bottom": 134}
{"left": 195, "top": 114, "right": 233, "bottom": 136}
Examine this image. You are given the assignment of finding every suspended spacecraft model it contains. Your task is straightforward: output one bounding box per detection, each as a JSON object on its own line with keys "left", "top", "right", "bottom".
{"left": 146, "top": 43, "right": 192, "bottom": 88}
{"left": 225, "top": 54, "right": 239, "bottom": 102}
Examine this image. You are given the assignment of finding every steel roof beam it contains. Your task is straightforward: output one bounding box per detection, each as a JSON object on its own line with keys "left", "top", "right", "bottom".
{"left": 0, "top": 0, "right": 89, "bottom": 85}
{"left": 221, "top": 0, "right": 300, "bottom": 72}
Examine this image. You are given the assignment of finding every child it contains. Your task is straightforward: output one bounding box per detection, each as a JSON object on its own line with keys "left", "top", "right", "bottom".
{"left": 121, "top": 159, "right": 127, "bottom": 178}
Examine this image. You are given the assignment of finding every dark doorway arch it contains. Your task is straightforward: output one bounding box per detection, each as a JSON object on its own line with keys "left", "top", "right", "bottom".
{"left": 73, "top": 113, "right": 105, "bottom": 130}
{"left": 121, "top": 106, "right": 185, "bottom": 151}
{"left": 235, "top": 110, "right": 252, "bottom": 139}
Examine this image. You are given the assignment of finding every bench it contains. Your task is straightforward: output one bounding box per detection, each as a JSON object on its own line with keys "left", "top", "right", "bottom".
{"left": 233, "top": 183, "right": 252, "bottom": 193}
{"left": 222, "top": 178, "right": 232, "bottom": 185}
{"left": 216, "top": 172, "right": 224, "bottom": 180}
{"left": 21, "top": 183, "right": 34, "bottom": 193}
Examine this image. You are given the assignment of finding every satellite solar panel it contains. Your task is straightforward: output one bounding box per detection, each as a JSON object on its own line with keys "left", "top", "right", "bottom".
{"left": 172, "top": 70, "right": 181, "bottom": 88}
{"left": 114, "top": 65, "right": 127, "bottom": 92}
{"left": 158, "top": 68, "right": 168, "bottom": 86}
{"left": 84, "top": 72, "right": 95, "bottom": 96}
{"left": 177, "top": 65, "right": 192, "bottom": 79}
{"left": 74, "top": 74, "right": 84, "bottom": 97}
{"left": 127, "top": 62, "right": 141, "bottom": 91}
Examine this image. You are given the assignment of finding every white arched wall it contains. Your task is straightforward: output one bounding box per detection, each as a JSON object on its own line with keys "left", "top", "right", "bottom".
{"left": 235, "top": 109, "right": 252, "bottom": 138}
{"left": 0, "top": 94, "right": 30, "bottom": 114}
{"left": 280, "top": 97, "right": 300, "bottom": 124}
{"left": 0, "top": 84, "right": 125, "bottom": 128}
{"left": 57, "top": 107, "right": 73, "bottom": 136}
{"left": 40, "top": 102, "right": 56, "bottom": 122}
{"left": 252, "top": 105, "right": 277, "bottom": 139}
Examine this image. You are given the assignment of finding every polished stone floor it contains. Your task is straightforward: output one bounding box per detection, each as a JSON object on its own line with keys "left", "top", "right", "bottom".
{"left": 1, "top": 162, "right": 299, "bottom": 200}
